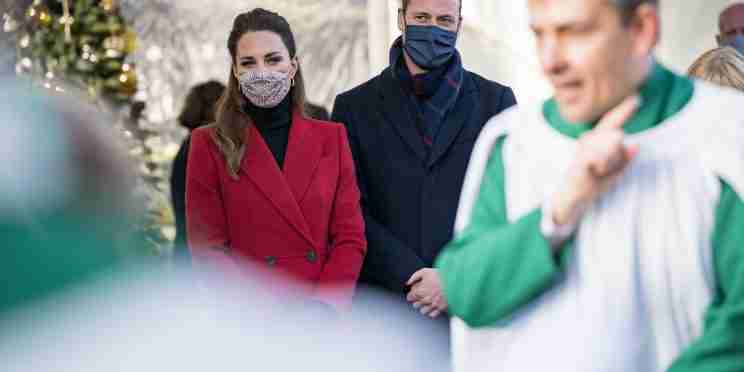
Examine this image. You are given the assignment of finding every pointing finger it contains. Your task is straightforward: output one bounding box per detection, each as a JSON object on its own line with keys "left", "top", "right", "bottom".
{"left": 595, "top": 95, "right": 640, "bottom": 131}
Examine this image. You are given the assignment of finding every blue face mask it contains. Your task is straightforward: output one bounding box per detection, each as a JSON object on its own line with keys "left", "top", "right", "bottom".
{"left": 403, "top": 24, "right": 458, "bottom": 70}
{"left": 722, "top": 34, "right": 744, "bottom": 55}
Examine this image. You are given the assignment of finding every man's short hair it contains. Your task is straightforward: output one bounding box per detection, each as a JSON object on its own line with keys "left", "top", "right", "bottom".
{"left": 613, "top": 0, "right": 659, "bottom": 24}
{"left": 401, "top": 0, "right": 462, "bottom": 16}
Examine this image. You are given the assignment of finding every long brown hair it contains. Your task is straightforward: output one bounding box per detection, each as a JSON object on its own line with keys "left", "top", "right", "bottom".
{"left": 213, "top": 8, "right": 307, "bottom": 179}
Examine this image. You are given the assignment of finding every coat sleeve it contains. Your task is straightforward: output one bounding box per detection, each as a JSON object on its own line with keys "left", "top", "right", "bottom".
{"left": 667, "top": 180, "right": 744, "bottom": 372}
{"left": 435, "top": 137, "right": 571, "bottom": 328}
{"left": 186, "top": 129, "right": 242, "bottom": 278}
{"left": 312, "top": 125, "right": 367, "bottom": 311}
{"left": 331, "top": 95, "right": 427, "bottom": 294}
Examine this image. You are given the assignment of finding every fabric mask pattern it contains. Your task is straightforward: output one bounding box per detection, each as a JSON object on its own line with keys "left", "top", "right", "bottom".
{"left": 404, "top": 25, "right": 457, "bottom": 70}
{"left": 238, "top": 70, "right": 292, "bottom": 108}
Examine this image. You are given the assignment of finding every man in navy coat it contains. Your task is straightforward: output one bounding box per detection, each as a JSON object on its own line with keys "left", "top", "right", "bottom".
{"left": 331, "top": 0, "right": 516, "bottom": 319}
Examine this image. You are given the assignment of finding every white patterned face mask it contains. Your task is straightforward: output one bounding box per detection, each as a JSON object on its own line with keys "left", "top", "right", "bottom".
{"left": 237, "top": 69, "right": 292, "bottom": 108}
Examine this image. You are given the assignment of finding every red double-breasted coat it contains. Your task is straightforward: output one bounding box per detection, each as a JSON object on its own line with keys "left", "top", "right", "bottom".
{"left": 186, "top": 111, "right": 366, "bottom": 310}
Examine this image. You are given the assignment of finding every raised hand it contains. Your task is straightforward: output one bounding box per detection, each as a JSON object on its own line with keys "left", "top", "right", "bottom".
{"left": 551, "top": 95, "right": 641, "bottom": 227}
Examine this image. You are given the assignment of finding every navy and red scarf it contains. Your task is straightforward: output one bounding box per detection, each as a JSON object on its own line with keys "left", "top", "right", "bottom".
{"left": 390, "top": 37, "right": 464, "bottom": 147}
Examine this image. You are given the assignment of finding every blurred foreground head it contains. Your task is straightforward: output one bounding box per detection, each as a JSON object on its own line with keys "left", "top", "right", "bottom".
{"left": 688, "top": 46, "right": 744, "bottom": 91}
{"left": 0, "top": 75, "right": 140, "bottom": 313}
{"left": 527, "top": 0, "right": 660, "bottom": 123}
{"left": 0, "top": 77, "right": 135, "bottom": 216}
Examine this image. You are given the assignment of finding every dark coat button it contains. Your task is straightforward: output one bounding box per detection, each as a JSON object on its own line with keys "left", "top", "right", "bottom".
{"left": 305, "top": 250, "right": 317, "bottom": 263}
{"left": 266, "top": 256, "right": 277, "bottom": 266}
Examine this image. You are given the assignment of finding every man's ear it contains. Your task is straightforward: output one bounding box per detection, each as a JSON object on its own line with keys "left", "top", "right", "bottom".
{"left": 717, "top": 34, "right": 724, "bottom": 46}
{"left": 629, "top": 4, "right": 660, "bottom": 58}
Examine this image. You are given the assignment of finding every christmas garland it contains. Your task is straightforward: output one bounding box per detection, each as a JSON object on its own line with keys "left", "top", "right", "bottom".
{"left": 17, "top": 0, "right": 138, "bottom": 102}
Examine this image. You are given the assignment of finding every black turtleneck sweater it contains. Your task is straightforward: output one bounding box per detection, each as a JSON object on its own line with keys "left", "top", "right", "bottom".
{"left": 243, "top": 94, "right": 292, "bottom": 169}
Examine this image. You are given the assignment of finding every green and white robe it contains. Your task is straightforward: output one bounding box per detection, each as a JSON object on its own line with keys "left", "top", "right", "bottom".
{"left": 436, "top": 64, "right": 744, "bottom": 372}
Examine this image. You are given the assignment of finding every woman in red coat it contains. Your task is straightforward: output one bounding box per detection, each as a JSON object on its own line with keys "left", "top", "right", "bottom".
{"left": 186, "top": 8, "right": 366, "bottom": 312}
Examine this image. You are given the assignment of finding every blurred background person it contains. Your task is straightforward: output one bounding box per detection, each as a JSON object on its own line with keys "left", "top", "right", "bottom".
{"left": 171, "top": 80, "right": 225, "bottom": 262}
{"left": 304, "top": 102, "right": 330, "bottom": 121}
{"left": 717, "top": 3, "right": 744, "bottom": 55}
{"left": 186, "top": 8, "right": 366, "bottom": 314}
{"left": 689, "top": 46, "right": 744, "bottom": 91}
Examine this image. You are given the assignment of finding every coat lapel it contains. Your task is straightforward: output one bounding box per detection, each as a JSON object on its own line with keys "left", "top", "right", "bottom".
{"left": 427, "top": 74, "right": 477, "bottom": 168}
{"left": 377, "top": 68, "right": 429, "bottom": 162}
{"left": 283, "top": 111, "right": 324, "bottom": 206}
{"left": 242, "top": 123, "right": 315, "bottom": 247}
